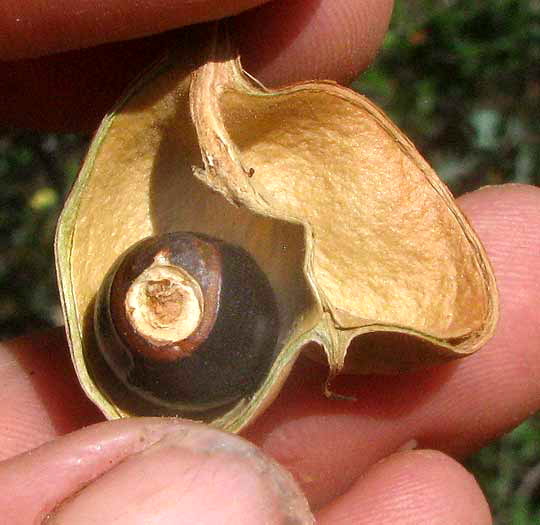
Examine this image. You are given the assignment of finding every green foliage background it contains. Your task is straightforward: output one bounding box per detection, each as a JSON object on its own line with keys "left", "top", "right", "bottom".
{"left": 1, "top": 1, "right": 538, "bottom": 522}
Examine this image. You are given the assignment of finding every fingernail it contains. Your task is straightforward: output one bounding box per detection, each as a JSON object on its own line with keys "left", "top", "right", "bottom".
{"left": 45, "top": 421, "right": 314, "bottom": 524}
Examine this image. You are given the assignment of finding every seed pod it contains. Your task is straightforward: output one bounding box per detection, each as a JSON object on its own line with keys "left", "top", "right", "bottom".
{"left": 55, "top": 23, "right": 498, "bottom": 431}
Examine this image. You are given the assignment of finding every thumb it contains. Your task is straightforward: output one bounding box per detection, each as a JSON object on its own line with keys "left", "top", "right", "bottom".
{"left": 0, "top": 418, "right": 313, "bottom": 524}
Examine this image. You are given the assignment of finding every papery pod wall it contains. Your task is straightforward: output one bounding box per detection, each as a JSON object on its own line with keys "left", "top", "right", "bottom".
{"left": 56, "top": 23, "right": 498, "bottom": 432}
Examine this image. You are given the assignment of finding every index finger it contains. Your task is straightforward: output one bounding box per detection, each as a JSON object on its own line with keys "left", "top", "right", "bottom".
{"left": 0, "top": 0, "right": 268, "bottom": 60}
{"left": 0, "top": 0, "right": 394, "bottom": 130}
{"left": 2, "top": 185, "right": 539, "bottom": 511}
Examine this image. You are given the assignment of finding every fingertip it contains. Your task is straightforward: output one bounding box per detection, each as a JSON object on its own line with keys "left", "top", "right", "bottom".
{"left": 236, "top": 0, "right": 394, "bottom": 86}
{"left": 457, "top": 184, "right": 540, "bottom": 396}
{"left": 458, "top": 184, "right": 540, "bottom": 238}
{"left": 317, "top": 449, "right": 491, "bottom": 525}
{"left": 436, "top": 183, "right": 540, "bottom": 454}
{"left": 26, "top": 419, "right": 314, "bottom": 524}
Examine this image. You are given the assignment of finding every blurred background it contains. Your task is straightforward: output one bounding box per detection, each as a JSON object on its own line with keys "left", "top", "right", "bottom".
{"left": 1, "top": 0, "right": 539, "bottom": 522}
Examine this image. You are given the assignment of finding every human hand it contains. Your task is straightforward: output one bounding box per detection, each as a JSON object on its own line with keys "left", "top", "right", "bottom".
{"left": 1, "top": 0, "right": 392, "bottom": 131}
{"left": 2, "top": 1, "right": 540, "bottom": 523}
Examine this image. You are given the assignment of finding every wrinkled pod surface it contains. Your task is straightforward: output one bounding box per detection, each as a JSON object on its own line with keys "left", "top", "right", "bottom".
{"left": 55, "top": 23, "right": 498, "bottom": 432}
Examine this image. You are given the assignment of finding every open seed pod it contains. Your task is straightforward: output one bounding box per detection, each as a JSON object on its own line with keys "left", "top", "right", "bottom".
{"left": 55, "top": 23, "right": 498, "bottom": 432}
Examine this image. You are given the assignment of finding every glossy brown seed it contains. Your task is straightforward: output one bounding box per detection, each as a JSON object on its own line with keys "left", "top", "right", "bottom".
{"left": 94, "top": 231, "right": 280, "bottom": 411}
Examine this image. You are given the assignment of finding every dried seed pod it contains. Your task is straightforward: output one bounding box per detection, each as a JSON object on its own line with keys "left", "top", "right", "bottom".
{"left": 55, "top": 23, "right": 498, "bottom": 431}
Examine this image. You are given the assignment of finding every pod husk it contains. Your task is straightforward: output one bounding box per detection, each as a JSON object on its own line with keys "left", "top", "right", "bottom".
{"left": 56, "top": 23, "right": 498, "bottom": 432}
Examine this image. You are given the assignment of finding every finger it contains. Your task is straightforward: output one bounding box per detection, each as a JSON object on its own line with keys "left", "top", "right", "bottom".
{"left": 0, "top": 327, "right": 103, "bottom": 460}
{"left": 0, "top": 0, "right": 394, "bottom": 131}
{"left": 235, "top": 0, "right": 394, "bottom": 86}
{"left": 0, "top": 0, "right": 269, "bottom": 60}
{"left": 316, "top": 449, "right": 491, "bottom": 525}
{"left": 243, "top": 184, "right": 540, "bottom": 507}
{"left": 0, "top": 417, "right": 313, "bottom": 524}
{"left": 4, "top": 185, "right": 536, "bottom": 509}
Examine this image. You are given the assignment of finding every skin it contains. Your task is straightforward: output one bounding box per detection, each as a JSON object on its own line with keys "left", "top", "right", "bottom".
{"left": 1, "top": 0, "right": 539, "bottom": 522}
